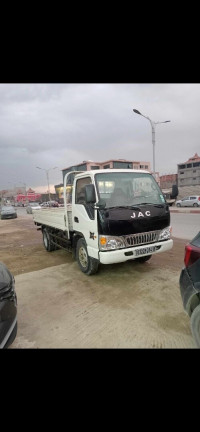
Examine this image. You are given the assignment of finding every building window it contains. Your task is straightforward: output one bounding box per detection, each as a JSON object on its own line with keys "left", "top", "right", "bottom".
{"left": 187, "top": 163, "right": 192, "bottom": 168}
{"left": 91, "top": 166, "right": 100, "bottom": 169}
{"left": 103, "top": 164, "right": 110, "bottom": 169}
{"left": 193, "top": 162, "right": 200, "bottom": 167}
{"left": 180, "top": 171, "right": 184, "bottom": 174}
{"left": 193, "top": 170, "right": 196, "bottom": 173}
{"left": 179, "top": 164, "right": 186, "bottom": 169}
{"left": 145, "top": 165, "right": 148, "bottom": 169}
{"left": 113, "top": 161, "right": 133, "bottom": 169}
{"left": 140, "top": 165, "right": 144, "bottom": 169}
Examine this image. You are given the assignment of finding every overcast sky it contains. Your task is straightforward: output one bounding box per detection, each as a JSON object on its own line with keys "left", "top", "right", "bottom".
{"left": 0, "top": 83, "right": 199, "bottom": 192}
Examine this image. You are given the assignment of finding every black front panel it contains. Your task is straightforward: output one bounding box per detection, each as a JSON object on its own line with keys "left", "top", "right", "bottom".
{"left": 97, "top": 205, "right": 170, "bottom": 236}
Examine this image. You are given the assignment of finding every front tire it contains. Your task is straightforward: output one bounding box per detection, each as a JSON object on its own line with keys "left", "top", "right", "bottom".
{"left": 43, "top": 228, "right": 56, "bottom": 252}
{"left": 190, "top": 304, "right": 200, "bottom": 348}
{"left": 176, "top": 203, "right": 181, "bottom": 207}
{"left": 76, "top": 238, "right": 99, "bottom": 275}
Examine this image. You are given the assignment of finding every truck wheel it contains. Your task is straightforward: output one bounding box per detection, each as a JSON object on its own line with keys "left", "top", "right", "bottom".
{"left": 190, "top": 304, "right": 200, "bottom": 348}
{"left": 43, "top": 228, "right": 55, "bottom": 252}
{"left": 76, "top": 238, "right": 99, "bottom": 275}
{"left": 136, "top": 255, "right": 152, "bottom": 263}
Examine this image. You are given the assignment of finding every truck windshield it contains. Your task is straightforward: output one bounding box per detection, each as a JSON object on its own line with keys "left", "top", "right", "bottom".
{"left": 95, "top": 172, "right": 165, "bottom": 208}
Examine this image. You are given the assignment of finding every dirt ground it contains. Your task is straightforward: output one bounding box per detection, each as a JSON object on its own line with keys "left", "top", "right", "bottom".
{"left": 0, "top": 210, "right": 196, "bottom": 349}
{"left": 0, "top": 211, "right": 187, "bottom": 276}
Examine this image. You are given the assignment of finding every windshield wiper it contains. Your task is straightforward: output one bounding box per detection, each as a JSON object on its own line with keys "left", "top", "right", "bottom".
{"left": 105, "top": 205, "right": 141, "bottom": 210}
{"left": 138, "top": 202, "right": 165, "bottom": 208}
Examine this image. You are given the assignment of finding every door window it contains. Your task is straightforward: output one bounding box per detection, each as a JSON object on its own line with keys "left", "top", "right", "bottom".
{"left": 76, "top": 177, "right": 92, "bottom": 204}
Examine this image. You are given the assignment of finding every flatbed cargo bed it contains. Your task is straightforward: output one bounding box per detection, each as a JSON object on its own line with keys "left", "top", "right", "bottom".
{"left": 33, "top": 205, "right": 72, "bottom": 232}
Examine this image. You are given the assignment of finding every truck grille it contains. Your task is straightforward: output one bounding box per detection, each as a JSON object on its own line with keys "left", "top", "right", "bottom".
{"left": 124, "top": 230, "right": 160, "bottom": 247}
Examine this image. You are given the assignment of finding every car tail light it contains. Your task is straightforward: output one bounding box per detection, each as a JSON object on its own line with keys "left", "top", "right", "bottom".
{"left": 198, "top": 197, "right": 200, "bottom": 201}
{"left": 184, "top": 244, "right": 200, "bottom": 267}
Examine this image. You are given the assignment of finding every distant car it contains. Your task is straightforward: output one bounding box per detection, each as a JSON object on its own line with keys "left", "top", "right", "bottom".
{"left": 176, "top": 196, "right": 200, "bottom": 207}
{"left": 0, "top": 262, "right": 17, "bottom": 349}
{"left": 40, "top": 202, "right": 49, "bottom": 207}
{"left": 179, "top": 232, "right": 200, "bottom": 347}
{"left": 48, "top": 201, "right": 59, "bottom": 207}
{"left": 0, "top": 205, "right": 17, "bottom": 219}
{"left": 26, "top": 202, "right": 41, "bottom": 214}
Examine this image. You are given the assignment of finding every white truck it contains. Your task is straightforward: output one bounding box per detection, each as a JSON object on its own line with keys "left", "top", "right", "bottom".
{"left": 32, "top": 169, "right": 173, "bottom": 275}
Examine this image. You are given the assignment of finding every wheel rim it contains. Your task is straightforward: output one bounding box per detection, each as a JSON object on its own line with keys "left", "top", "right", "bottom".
{"left": 79, "top": 246, "right": 88, "bottom": 268}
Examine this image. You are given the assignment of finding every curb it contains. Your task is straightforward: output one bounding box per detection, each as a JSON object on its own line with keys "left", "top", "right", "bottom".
{"left": 170, "top": 209, "right": 200, "bottom": 214}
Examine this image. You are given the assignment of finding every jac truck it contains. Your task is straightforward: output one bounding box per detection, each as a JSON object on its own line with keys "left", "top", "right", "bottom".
{"left": 32, "top": 169, "right": 173, "bottom": 275}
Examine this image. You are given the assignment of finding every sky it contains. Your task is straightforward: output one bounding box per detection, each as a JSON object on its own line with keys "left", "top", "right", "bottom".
{"left": 0, "top": 83, "right": 199, "bottom": 192}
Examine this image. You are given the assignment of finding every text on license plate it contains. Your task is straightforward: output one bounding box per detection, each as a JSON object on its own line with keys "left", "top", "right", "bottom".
{"left": 135, "top": 246, "right": 157, "bottom": 256}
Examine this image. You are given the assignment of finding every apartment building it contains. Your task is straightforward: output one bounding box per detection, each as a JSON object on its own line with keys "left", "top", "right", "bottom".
{"left": 62, "top": 159, "right": 151, "bottom": 182}
{"left": 177, "top": 153, "right": 200, "bottom": 187}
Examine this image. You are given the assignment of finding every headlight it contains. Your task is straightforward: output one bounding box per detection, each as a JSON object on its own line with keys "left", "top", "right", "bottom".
{"left": 99, "top": 235, "right": 125, "bottom": 251}
{"left": 158, "top": 226, "right": 172, "bottom": 241}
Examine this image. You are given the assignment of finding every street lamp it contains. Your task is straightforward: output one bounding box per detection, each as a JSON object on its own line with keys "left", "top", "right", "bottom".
{"left": 133, "top": 109, "right": 171, "bottom": 177}
{"left": 36, "top": 166, "right": 58, "bottom": 204}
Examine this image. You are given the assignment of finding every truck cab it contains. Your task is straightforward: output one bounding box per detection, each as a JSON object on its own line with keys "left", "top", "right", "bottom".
{"left": 68, "top": 169, "right": 173, "bottom": 274}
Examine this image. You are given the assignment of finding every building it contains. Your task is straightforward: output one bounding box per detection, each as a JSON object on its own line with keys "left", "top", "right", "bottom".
{"left": 16, "top": 188, "right": 41, "bottom": 204}
{"left": 159, "top": 174, "right": 178, "bottom": 189}
{"left": 61, "top": 159, "right": 151, "bottom": 182}
{"left": 178, "top": 153, "right": 200, "bottom": 187}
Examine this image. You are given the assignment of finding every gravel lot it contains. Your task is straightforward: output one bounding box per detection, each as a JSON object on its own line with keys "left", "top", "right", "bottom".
{"left": 0, "top": 208, "right": 196, "bottom": 348}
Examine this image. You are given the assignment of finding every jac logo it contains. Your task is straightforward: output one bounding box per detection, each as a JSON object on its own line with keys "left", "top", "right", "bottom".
{"left": 131, "top": 211, "right": 151, "bottom": 219}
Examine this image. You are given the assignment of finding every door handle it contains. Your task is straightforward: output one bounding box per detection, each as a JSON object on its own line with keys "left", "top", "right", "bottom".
{"left": 74, "top": 216, "right": 79, "bottom": 223}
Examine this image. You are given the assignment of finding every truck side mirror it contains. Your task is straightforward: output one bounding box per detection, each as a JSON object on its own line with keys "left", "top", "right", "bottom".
{"left": 171, "top": 184, "right": 179, "bottom": 199}
{"left": 85, "top": 184, "right": 96, "bottom": 204}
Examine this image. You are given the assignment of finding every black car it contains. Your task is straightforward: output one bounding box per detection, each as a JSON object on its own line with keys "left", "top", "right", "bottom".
{"left": 0, "top": 262, "right": 17, "bottom": 349}
{"left": 179, "top": 232, "right": 200, "bottom": 347}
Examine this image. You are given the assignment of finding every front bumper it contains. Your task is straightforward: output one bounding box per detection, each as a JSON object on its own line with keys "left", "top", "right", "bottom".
{"left": 99, "top": 239, "right": 173, "bottom": 265}
{"left": 1, "top": 214, "right": 16, "bottom": 219}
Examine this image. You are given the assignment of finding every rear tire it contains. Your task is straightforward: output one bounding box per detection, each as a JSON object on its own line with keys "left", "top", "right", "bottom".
{"left": 193, "top": 203, "right": 198, "bottom": 207}
{"left": 76, "top": 238, "right": 99, "bottom": 275}
{"left": 136, "top": 255, "right": 152, "bottom": 263}
{"left": 176, "top": 203, "right": 181, "bottom": 207}
{"left": 190, "top": 304, "right": 200, "bottom": 348}
{"left": 43, "top": 228, "right": 56, "bottom": 252}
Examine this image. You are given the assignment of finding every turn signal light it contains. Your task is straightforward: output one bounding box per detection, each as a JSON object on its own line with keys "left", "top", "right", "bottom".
{"left": 100, "top": 237, "right": 107, "bottom": 246}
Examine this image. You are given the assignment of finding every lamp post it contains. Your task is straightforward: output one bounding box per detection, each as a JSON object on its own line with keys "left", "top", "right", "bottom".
{"left": 36, "top": 166, "right": 58, "bottom": 204}
{"left": 133, "top": 109, "right": 171, "bottom": 178}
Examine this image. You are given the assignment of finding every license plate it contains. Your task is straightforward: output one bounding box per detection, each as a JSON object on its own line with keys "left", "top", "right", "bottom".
{"left": 135, "top": 246, "right": 157, "bottom": 256}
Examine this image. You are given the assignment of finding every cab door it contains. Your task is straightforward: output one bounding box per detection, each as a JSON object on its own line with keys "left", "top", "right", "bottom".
{"left": 72, "top": 176, "right": 99, "bottom": 259}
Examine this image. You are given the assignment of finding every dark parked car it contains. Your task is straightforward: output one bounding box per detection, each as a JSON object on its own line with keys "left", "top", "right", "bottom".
{"left": 0, "top": 205, "right": 17, "bottom": 219}
{"left": 179, "top": 232, "right": 200, "bottom": 347}
{"left": 0, "top": 262, "right": 17, "bottom": 349}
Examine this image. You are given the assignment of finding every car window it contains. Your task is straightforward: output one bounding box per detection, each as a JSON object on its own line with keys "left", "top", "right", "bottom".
{"left": 190, "top": 197, "right": 196, "bottom": 200}
{"left": 182, "top": 197, "right": 189, "bottom": 201}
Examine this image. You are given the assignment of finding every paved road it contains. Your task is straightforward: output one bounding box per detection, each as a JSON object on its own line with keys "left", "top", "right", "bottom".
{"left": 170, "top": 212, "right": 200, "bottom": 240}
